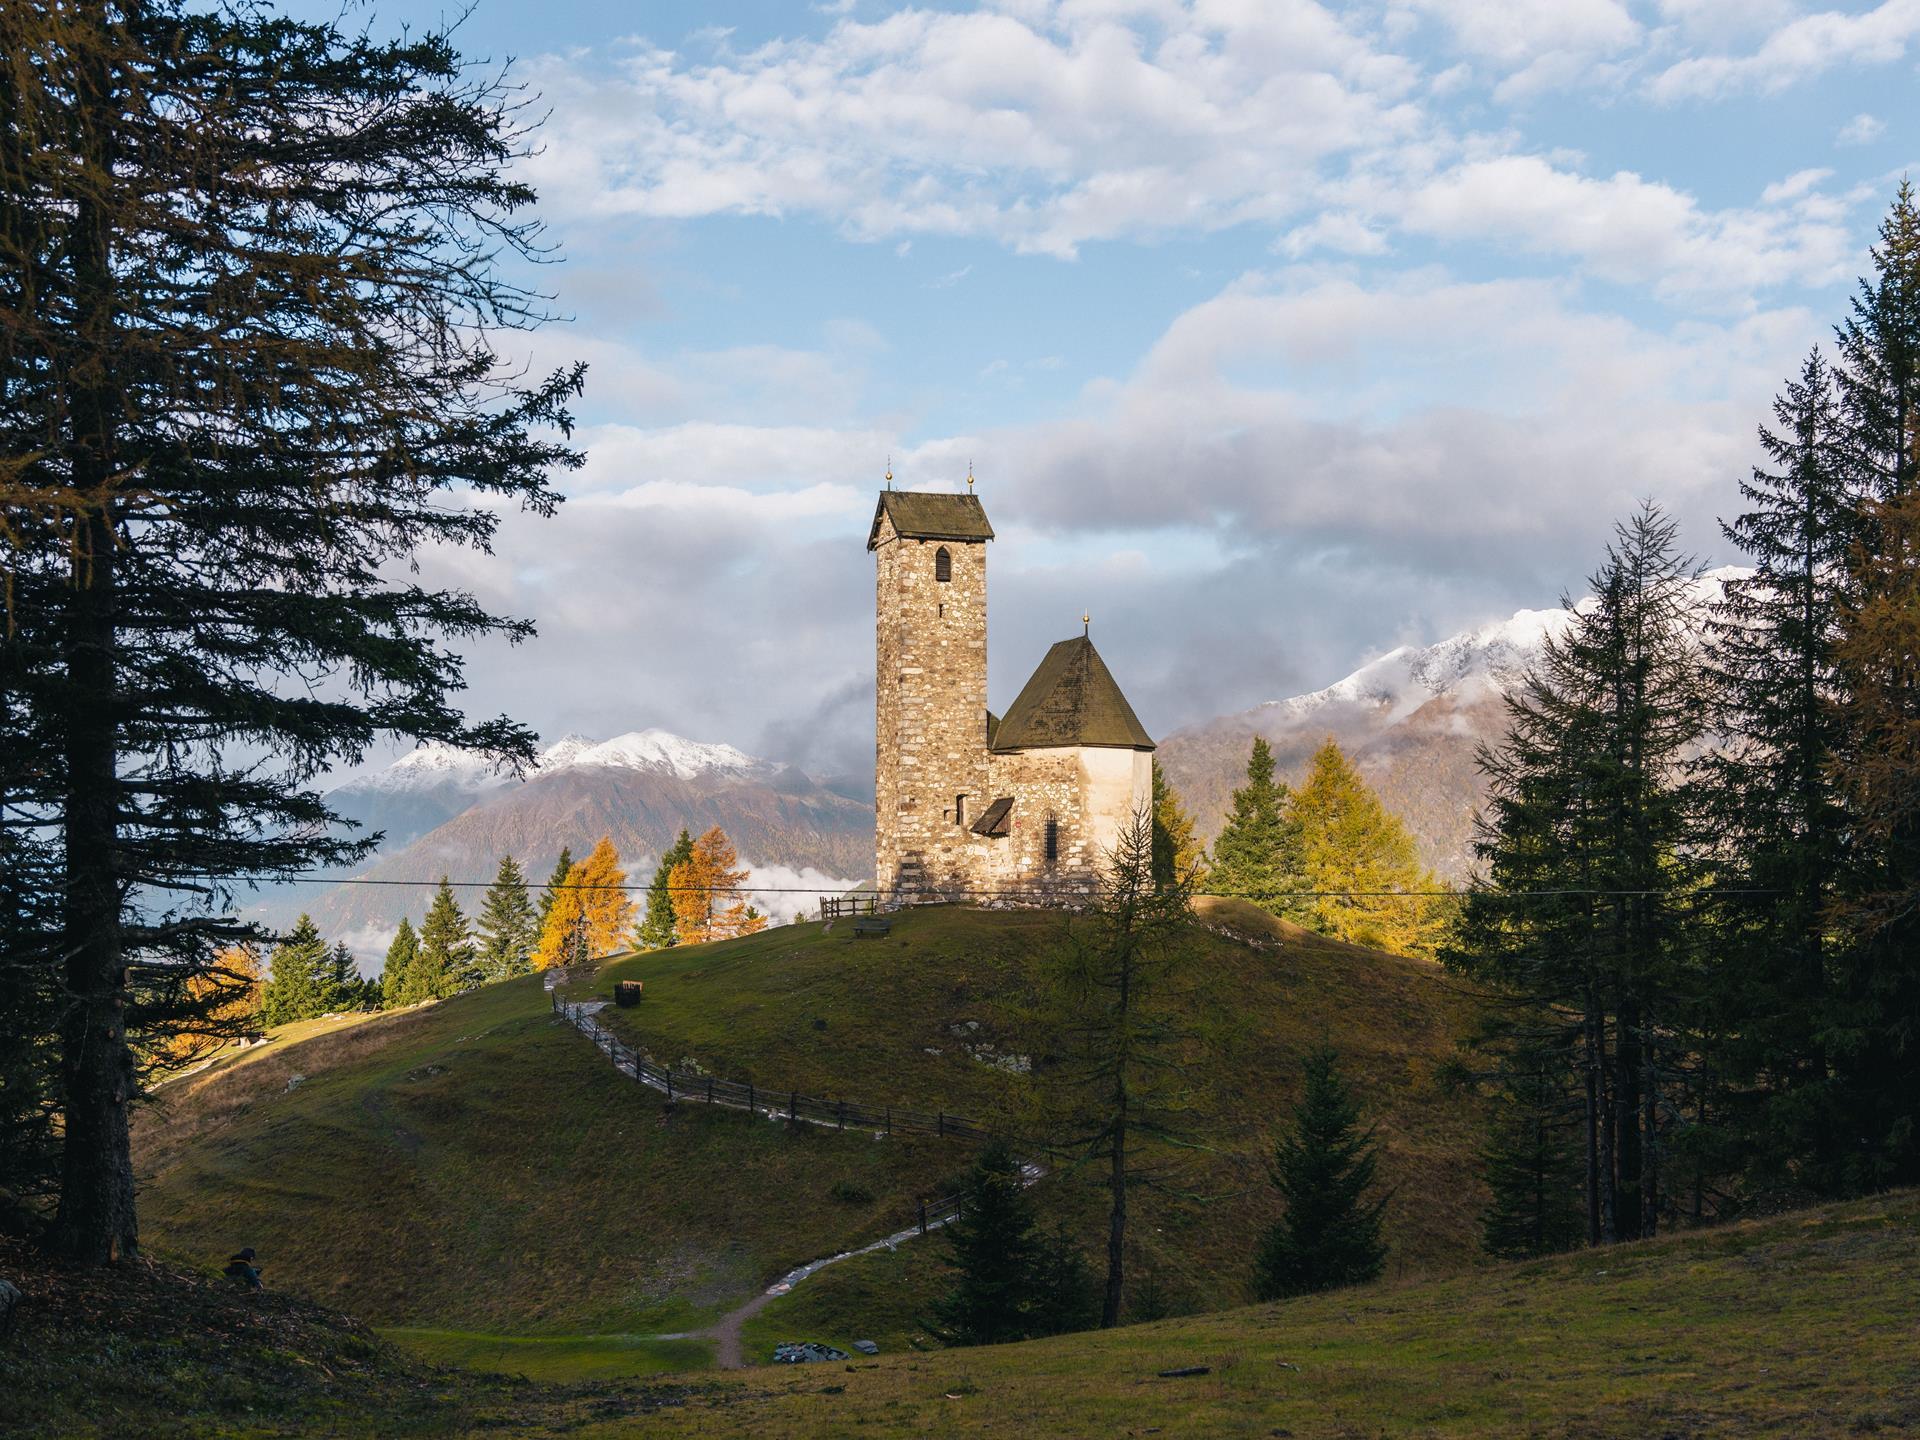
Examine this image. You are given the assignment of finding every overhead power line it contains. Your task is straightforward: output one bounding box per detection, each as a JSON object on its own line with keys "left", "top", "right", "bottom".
{"left": 293, "top": 876, "right": 1781, "bottom": 901}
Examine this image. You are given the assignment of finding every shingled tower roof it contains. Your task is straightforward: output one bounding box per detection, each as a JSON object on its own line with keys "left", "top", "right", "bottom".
{"left": 992, "top": 636, "right": 1155, "bottom": 752}
{"left": 867, "top": 490, "right": 995, "bottom": 550}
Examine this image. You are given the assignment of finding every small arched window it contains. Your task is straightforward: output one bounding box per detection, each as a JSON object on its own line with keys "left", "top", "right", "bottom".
{"left": 935, "top": 546, "right": 952, "bottom": 582}
{"left": 1044, "top": 816, "right": 1059, "bottom": 863}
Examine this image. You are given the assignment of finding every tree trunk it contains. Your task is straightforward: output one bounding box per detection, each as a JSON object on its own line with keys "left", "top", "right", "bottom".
{"left": 1614, "top": 996, "right": 1643, "bottom": 1240}
{"left": 52, "top": 508, "right": 137, "bottom": 1263}
{"left": 1583, "top": 1000, "right": 1603, "bottom": 1247}
{"left": 49, "top": 46, "right": 137, "bottom": 1262}
{"left": 1103, "top": 1100, "right": 1127, "bottom": 1328}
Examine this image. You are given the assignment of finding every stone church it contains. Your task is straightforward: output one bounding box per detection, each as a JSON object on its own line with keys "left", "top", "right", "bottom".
{"left": 869, "top": 485, "right": 1156, "bottom": 902}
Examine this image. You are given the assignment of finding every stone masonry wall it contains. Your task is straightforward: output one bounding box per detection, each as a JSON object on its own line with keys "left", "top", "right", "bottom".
{"left": 873, "top": 513, "right": 992, "bottom": 898}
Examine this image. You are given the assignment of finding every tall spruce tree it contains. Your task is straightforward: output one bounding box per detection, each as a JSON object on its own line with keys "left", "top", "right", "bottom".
{"left": 1253, "top": 1045, "right": 1387, "bottom": 1298}
{"left": 538, "top": 847, "right": 574, "bottom": 930}
{"left": 1827, "top": 485, "right": 1920, "bottom": 1189}
{"left": 260, "top": 917, "right": 330, "bottom": 1027}
{"left": 637, "top": 829, "right": 694, "bottom": 950}
{"left": 415, "top": 880, "right": 478, "bottom": 1001}
{"left": 323, "top": 941, "right": 368, "bottom": 1013}
{"left": 1834, "top": 181, "right": 1920, "bottom": 507}
{"left": 1210, "top": 737, "right": 1301, "bottom": 914}
{"left": 1445, "top": 503, "right": 1707, "bottom": 1243}
{"left": 476, "top": 854, "right": 539, "bottom": 981}
{"left": 380, "top": 918, "right": 421, "bottom": 1010}
{"left": 1701, "top": 348, "right": 1857, "bottom": 1186}
{"left": 0, "top": 4, "right": 580, "bottom": 1260}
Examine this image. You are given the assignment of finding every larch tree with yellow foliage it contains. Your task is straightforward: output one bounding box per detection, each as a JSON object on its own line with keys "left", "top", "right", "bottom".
{"left": 533, "top": 836, "right": 636, "bottom": 969}
{"left": 151, "top": 945, "right": 263, "bottom": 1070}
{"left": 669, "top": 827, "right": 767, "bottom": 945}
{"left": 1287, "top": 740, "right": 1445, "bottom": 958}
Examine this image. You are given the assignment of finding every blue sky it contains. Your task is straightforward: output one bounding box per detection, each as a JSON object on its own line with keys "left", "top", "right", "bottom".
{"left": 305, "top": 0, "right": 1917, "bottom": 781}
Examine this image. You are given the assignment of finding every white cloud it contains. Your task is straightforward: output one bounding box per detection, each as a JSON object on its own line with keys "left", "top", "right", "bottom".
{"left": 1399, "top": 155, "right": 1854, "bottom": 299}
{"left": 1648, "top": 0, "right": 1920, "bottom": 101}
{"left": 517, "top": 5, "right": 1426, "bottom": 257}
{"left": 1837, "top": 112, "right": 1887, "bottom": 146}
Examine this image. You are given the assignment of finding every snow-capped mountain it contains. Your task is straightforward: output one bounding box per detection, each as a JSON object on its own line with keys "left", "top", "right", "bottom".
{"left": 1158, "top": 569, "right": 1743, "bottom": 881}
{"left": 272, "top": 727, "right": 871, "bottom": 962}
{"left": 533, "top": 729, "right": 765, "bottom": 781}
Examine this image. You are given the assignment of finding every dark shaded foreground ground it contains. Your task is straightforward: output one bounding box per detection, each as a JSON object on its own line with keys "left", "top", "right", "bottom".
{"left": 5, "top": 1189, "right": 1918, "bottom": 1439}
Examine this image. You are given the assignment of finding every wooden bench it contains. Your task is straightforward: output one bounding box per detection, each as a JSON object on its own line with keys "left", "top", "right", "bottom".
{"left": 851, "top": 916, "right": 893, "bottom": 939}
{"left": 614, "top": 980, "right": 644, "bottom": 1007}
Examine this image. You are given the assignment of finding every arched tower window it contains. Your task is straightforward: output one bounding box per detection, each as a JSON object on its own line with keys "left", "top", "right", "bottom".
{"left": 934, "top": 546, "right": 952, "bottom": 582}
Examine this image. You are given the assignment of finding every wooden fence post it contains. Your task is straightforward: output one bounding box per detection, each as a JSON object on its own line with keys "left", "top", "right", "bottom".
{"left": 885, "top": 1106, "right": 891, "bottom": 1137}
{"left": 919, "top": 1200, "right": 927, "bottom": 1236}
{"left": 665, "top": 1069, "right": 673, "bottom": 1102}
{"left": 837, "top": 1100, "right": 845, "bottom": 1129}
{"left": 789, "top": 1089, "right": 797, "bottom": 1121}
{"left": 938, "top": 1111, "right": 945, "bottom": 1138}
{"left": 707, "top": 1075, "right": 714, "bottom": 1105}
{"left": 748, "top": 1081, "right": 755, "bottom": 1116}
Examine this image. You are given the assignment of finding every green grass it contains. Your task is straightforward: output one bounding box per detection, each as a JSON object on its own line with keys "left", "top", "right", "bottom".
{"left": 135, "top": 971, "right": 973, "bottom": 1345}
{"left": 578, "top": 898, "right": 1493, "bottom": 1318}
{"left": 623, "top": 1189, "right": 1920, "bottom": 1439}
{"left": 380, "top": 1326, "right": 713, "bottom": 1382}
{"left": 135, "top": 901, "right": 1490, "bottom": 1369}
{"left": 10, "top": 1191, "right": 1914, "bottom": 1437}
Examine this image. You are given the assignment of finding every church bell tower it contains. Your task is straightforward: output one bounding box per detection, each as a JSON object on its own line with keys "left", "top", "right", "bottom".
{"left": 868, "top": 479, "right": 994, "bottom": 897}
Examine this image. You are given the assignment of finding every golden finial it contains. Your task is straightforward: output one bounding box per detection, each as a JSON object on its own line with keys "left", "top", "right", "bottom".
{"left": 967, "top": 459, "right": 975, "bottom": 493}
{"left": 885, "top": 455, "right": 893, "bottom": 489}
{"left": 1082, "top": 611, "right": 1091, "bottom": 636}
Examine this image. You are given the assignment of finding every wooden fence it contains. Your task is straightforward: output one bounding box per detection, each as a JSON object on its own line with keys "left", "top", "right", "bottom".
{"left": 818, "top": 894, "right": 882, "bottom": 921}
{"left": 553, "top": 994, "right": 1027, "bottom": 1234}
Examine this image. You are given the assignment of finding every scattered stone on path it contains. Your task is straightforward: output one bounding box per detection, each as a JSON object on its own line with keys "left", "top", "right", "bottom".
{"left": 773, "top": 1342, "right": 850, "bottom": 1364}
{"left": 284, "top": 1074, "right": 304, "bottom": 1093}
{"left": 852, "top": 1339, "right": 879, "bottom": 1355}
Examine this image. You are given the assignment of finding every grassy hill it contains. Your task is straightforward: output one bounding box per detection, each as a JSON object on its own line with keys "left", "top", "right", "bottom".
{"left": 576, "top": 898, "right": 1490, "bottom": 1324}
{"left": 134, "top": 901, "right": 1488, "bottom": 1369}
{"left": 8, "top": 1192, "right": 1915, "bottom": 1437}
{"left": 134, "top": 974, "right": 967, "bottom": 1371}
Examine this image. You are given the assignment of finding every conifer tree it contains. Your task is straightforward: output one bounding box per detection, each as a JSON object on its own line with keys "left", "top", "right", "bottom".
{"left": 0, "top": 4, "right": 580, "bottom": 1261}
{"left": 261, "top": 917, "right": 330, "bottom": 1027}
{"left": 1288, "top": 739, "right": 1442, "bottom": 956}
{"left": 1045, "top": 807, "right": 1208, "bottom": 1327}
{"left": 637, "top": 829, "right": 694, "bottom": 950}
{"left": 476, "top": 854, "right": 539, "bottom": 981}
{"left": 150, "top": 945, "right": 263, "bottom": 1070}
{"left": 1253, "top": 1045, "right": 1387, "bottom": 1298}
{"left": 538, "top": 847, "right": 574, "bottom": 930}
{"left": 533, "top": 836, "right": 634, "bottom": 968}
{"left": 1479, "top": 1054, "right": 1587, "bottom": 1260}
{"left": 928, "top": 1140, "right": 1044, "bottom": 1346}
{"left": 1150, "top": 761, "right": 1207, "bottom": 891}
{"left": 322, "top": 941, "right": 367, "bottom": 1013}
{"left": 1828, "top": 485, "right": 1920, "bottom": 1188}
{"left": 1209, "top": 737, "right": 1301, "bottom": 913}
{"left": 381, "top": 919, "right": 421, "bottom": 1010}
{"left": 415, "top": 880, "right": 477, "bottom": 1000}
{"left": 1446, "top": 503, "right": 1707, "bottom": 1243}
{"left": 1834, "top": 181, "right": 1920, "bottom": 507}
{"left": 1701, "top": 348, "right": 1858, "bottom": 1184}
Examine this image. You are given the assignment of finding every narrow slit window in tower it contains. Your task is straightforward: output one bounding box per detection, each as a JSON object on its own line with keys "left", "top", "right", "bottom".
{"left": 1045, "top": 816, "right": 1059, "bottom": 863}
{"left": 955, "top": 794, "right": 966, "bottom": 829}
{"left": 935, "top": 546, "right": 952, "bottom": 582}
